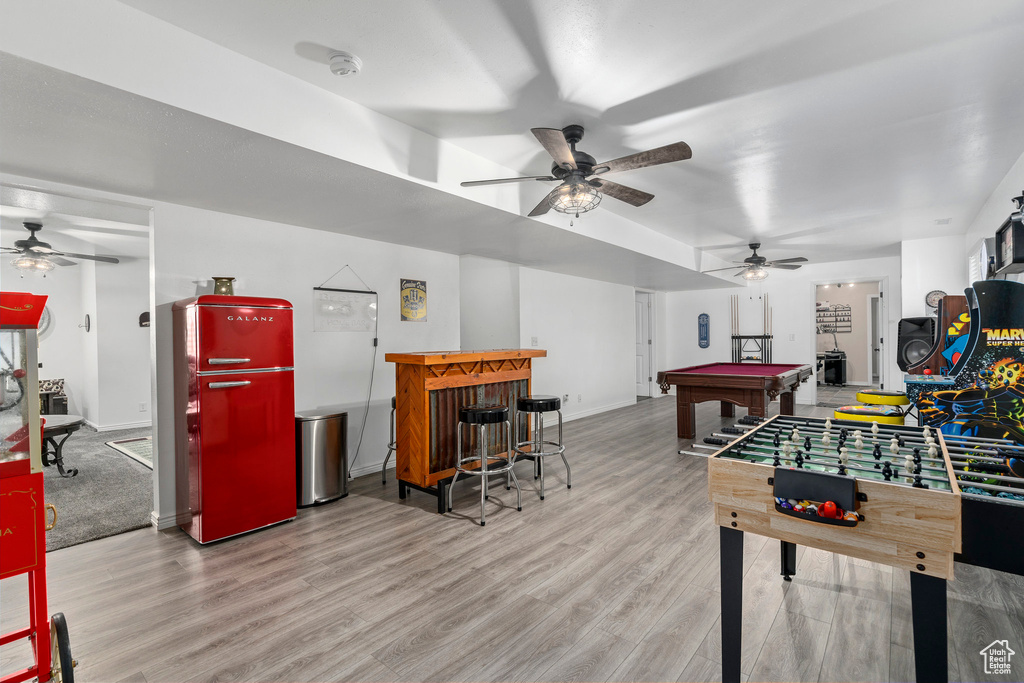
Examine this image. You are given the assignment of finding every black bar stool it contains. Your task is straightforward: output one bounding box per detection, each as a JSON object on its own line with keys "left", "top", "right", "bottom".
{"left": 513, "top": 395, "right": 570, "bottom": 500}
{"left": 448, "top": 404, "right": 521, "bottom": 526}
{"left": 381, "top": 396, "right": 396, "bottom": 484}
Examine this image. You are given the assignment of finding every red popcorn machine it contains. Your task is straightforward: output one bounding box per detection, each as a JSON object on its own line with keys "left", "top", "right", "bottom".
{"left": 1, "top": 291, "right": 75, "bottom": 683}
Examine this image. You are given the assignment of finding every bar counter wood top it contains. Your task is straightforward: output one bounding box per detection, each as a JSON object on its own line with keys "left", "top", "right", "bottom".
{"left": 384, "top": 348, "right": 547, "bottom": 364}
{"left": 385, "top": 348, "right": 547, "bottom": 511}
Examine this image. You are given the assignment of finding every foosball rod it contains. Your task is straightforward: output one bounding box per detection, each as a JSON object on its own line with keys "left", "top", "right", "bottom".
{"left": 717, "top": 432, "right": 952, "bottom": 469}
{"left": 950, "top": 478, "right": 1024, "bottom": 496}
{"left": 773, "top": 415, "right": 1024, "bottom": 451}
{"left": 726, "top": 446, "right": 949, "bottom": 486}
{"left": 738, "top": 441, "right": 947, "bottom": 477}
{"left": 951, "top": 468, "right": 1023, "bottom": 485}
{"left": 962, "top": 491, "right": 1024, "bottom": 506}
{"left": 754, "top": 422, "right": 1008, "bottom": 462}
{"left": 740, "top": 435, "right": 949, "bottom": 471}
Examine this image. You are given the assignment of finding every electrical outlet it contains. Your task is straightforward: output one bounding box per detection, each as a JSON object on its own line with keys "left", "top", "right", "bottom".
{"left": 577, "top": 394, "right": 582, "bottom": 403}
{"left": 139, "top": 402, "right": 147, "bottom": 412}
{"left": 531, "top": 336, "right": 539, "bottom": 347}
{"left": 562, "top": 394, "right": 569, "bottom": 403}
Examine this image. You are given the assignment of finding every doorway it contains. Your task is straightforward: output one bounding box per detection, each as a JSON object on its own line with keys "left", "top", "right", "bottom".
{"left": 635, "top": 291, "right": 653, "bottom": 398}
{"left": 814, "top": 280, "right": 881, "bottom": 391}
{"left": 870, "top": 295, "right": 882, "bottom": 385}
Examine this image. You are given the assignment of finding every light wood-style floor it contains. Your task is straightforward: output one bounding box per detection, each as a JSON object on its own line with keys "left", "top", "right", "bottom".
{"left": 3, "top": 391, "right": 1023, "bottom": 682}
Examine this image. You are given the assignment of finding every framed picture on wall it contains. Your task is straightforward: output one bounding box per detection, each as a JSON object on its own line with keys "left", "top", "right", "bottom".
{"left": 400, "top": 279, "right": 427, "bottom": 322}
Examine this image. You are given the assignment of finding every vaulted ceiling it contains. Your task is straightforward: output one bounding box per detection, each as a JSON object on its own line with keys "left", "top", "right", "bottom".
{"left": 3, "top": 0, "right": 1024, "bottom": 288}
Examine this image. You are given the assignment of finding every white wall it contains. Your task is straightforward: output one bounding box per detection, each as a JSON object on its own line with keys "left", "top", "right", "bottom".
{"left": 663, "top": 256, "right": 903, "bottom": 405}
{"left": 459, "top": 255, "right": 519, "bottom": 350}
{"left": 95, "top": 254, "right": 151, "bottom": 428}
{"left": 151, "top": 201, "right": 462, "bottom": 526}
{"left": 815, "top": 281, "right": 879, "bottom": 385}
{"left": 900, "top": 235, "right": 969, "bottom": 318}
{"left": 78, "top": 261, "right": 100, "bottom": 424}
{"left": 518, "top": 267, "right": 636, "bottom": 420}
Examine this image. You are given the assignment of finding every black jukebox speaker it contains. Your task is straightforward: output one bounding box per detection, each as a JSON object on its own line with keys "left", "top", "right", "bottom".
{"left": 896, "top": 317, "right": 936, "bottom": 371}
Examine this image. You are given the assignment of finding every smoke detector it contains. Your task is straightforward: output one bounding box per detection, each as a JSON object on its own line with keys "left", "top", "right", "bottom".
{"left": 329, "top": 51, "right": 362, "bottom": 77}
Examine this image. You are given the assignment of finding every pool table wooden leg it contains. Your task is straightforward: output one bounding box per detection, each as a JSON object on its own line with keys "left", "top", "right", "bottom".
{"left": 720, "top": 402, "right": 735, "bottom": 417}
{"left": 780, "top": 390, "right": 795, "bottom": 415}
{"left": 677, "top": 393, "right": 696, "bottom": 439}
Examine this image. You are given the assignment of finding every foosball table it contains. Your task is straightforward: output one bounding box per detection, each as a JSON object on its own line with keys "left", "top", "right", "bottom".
{"left": 709, "top": 414, "right": 961, "bottom": 683}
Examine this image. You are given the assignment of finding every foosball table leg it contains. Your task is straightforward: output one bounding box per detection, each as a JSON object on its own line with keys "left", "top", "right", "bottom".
{"left": 780, "top": 541, "right": 797, "bottom": 581}
{"left": 910, "top": 571, "right": 948, "bottom": 682}
{"left": 720, "top": 526, "right": 744, "bottom": 683}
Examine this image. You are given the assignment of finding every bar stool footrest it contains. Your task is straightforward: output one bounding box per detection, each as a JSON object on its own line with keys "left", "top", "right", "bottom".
{"left": 513, "top": 441, "right": 566, "bottom": 459}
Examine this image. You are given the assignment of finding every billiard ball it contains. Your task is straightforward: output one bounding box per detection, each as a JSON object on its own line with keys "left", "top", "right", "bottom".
{"left": 819, "top": 501, "right": 838, "bottom": 518}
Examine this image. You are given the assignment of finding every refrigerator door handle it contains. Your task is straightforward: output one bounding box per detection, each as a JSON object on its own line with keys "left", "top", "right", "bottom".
{"left": 208, "top": 357, "right": 252, "bottom": 364}
{"left": 208, "top": 380, "right": 253, "bottom": 389}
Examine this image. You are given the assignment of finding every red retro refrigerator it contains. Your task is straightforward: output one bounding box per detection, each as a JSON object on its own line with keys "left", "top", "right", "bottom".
{"left": 173, "top": 295, "right": 296, "bottom": 543}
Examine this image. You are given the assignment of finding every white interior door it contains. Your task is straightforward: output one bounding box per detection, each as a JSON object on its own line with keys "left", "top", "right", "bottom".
{"left": 635, "top": 292, "right": 652, "bottom": 396}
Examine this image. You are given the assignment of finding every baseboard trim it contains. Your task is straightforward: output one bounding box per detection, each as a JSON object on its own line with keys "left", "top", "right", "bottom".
{"left": 89, "top": 420, "right": 152, "bottom": 432}
{"left": 152, "top": 510, "right": 191, "bottom": 530}
{"left": 562, "top": 399, "right": 638, "bottom": 422}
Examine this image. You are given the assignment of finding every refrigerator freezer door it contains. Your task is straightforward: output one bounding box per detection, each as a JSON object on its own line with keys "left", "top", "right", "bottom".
{"left": 197, "top": 305, "right": 294, "bottom": 373}
{"left": 192, "top": 370, "right": 296, "bottom": 542}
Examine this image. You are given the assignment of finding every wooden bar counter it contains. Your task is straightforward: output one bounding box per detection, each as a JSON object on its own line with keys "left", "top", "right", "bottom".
{"left": 385, "top": 348, "right": 547, "bottom": 512}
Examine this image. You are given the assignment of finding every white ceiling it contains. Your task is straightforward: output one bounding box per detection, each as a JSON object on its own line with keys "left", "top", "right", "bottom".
{"left": 4, "top": 0, "right": 1024, "bottom": 282}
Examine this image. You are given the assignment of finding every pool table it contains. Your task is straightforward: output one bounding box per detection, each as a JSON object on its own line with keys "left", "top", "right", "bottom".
{"left": 657, "top": 362, "right": 812, "bottom": 439}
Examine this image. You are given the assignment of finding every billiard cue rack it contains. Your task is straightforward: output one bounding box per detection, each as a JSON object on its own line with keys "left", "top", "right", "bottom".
{"left": 730, "top": 294, "right": 773, "bottom": 363}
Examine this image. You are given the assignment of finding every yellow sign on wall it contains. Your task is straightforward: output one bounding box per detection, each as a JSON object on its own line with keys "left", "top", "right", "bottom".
{"left": 400, "top": 279, "right": 427, "bottom": 322}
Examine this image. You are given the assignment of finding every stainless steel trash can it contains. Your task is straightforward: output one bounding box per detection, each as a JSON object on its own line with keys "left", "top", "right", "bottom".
{"left": 295, "top": 411, "right": 348, "bottom": 507}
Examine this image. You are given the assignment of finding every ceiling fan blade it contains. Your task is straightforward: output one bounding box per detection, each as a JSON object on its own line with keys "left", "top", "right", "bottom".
{"left": 591, "top": 141, "right": 692, "bottom": 175}
{"left": 590, "top": 179, "right": 654, "bottom": 207}
{"left": 54, "top": 251, "right": 120, "bottom": 264}
{"left": 768, "top": 263, "right": 803, "bottom": 270}
{"left": 27, "top": 245, "right": 59, "bottom": 254}
{"left": 765, "top": 257, "right": 808, "bottom": 265}
{"left": 701, "top": 266, "right": 745, "bottom": 273}
{"left": 460, "top": 175, "right": 556, "bottom": 187}
{"left": 0, "top": 246, "right": 22, "bottom": 254}
{"left": 527, "top": 188, "right": 559, "bottom": 217}
{"left": 531, "top": 128, "right": 576, "bottom": 170}
{"left": 49, "top": 255, "right": 78, "bottom": 267}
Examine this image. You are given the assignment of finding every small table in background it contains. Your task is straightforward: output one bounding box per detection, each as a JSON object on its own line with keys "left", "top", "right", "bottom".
{"left": 42, "top": 414, "right": 84, "bottom": 478}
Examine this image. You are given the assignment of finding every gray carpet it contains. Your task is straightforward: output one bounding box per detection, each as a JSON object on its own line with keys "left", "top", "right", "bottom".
{"left": 44, "top": 424, "right": 152, "bottom": 552}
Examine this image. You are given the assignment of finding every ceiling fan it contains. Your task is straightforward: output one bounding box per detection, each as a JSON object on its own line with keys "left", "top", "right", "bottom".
{"left": 460, "top": 124, "right": 692, "bottom": 218}
{"left": 702, "top": 242, "right": 808, "bottom": 281}
{"left": 2, "top": 221, "right": 120, "bottom": 273}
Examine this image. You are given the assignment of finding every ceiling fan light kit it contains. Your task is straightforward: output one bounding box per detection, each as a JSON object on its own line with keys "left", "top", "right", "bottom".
{"left": 548, "top": 177, "right": 601, "bottom": 217}
{"left": 10, "top": 254, "right": 55, "bottom": 273}
{"left": 701, "top": 242, "right": 809, "bottom": 282}
{"left": 461, "top": 124, "right": 691, "bottom": 219}
{"left": 2, "top": 221, "right": 121, "bottom": 274}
